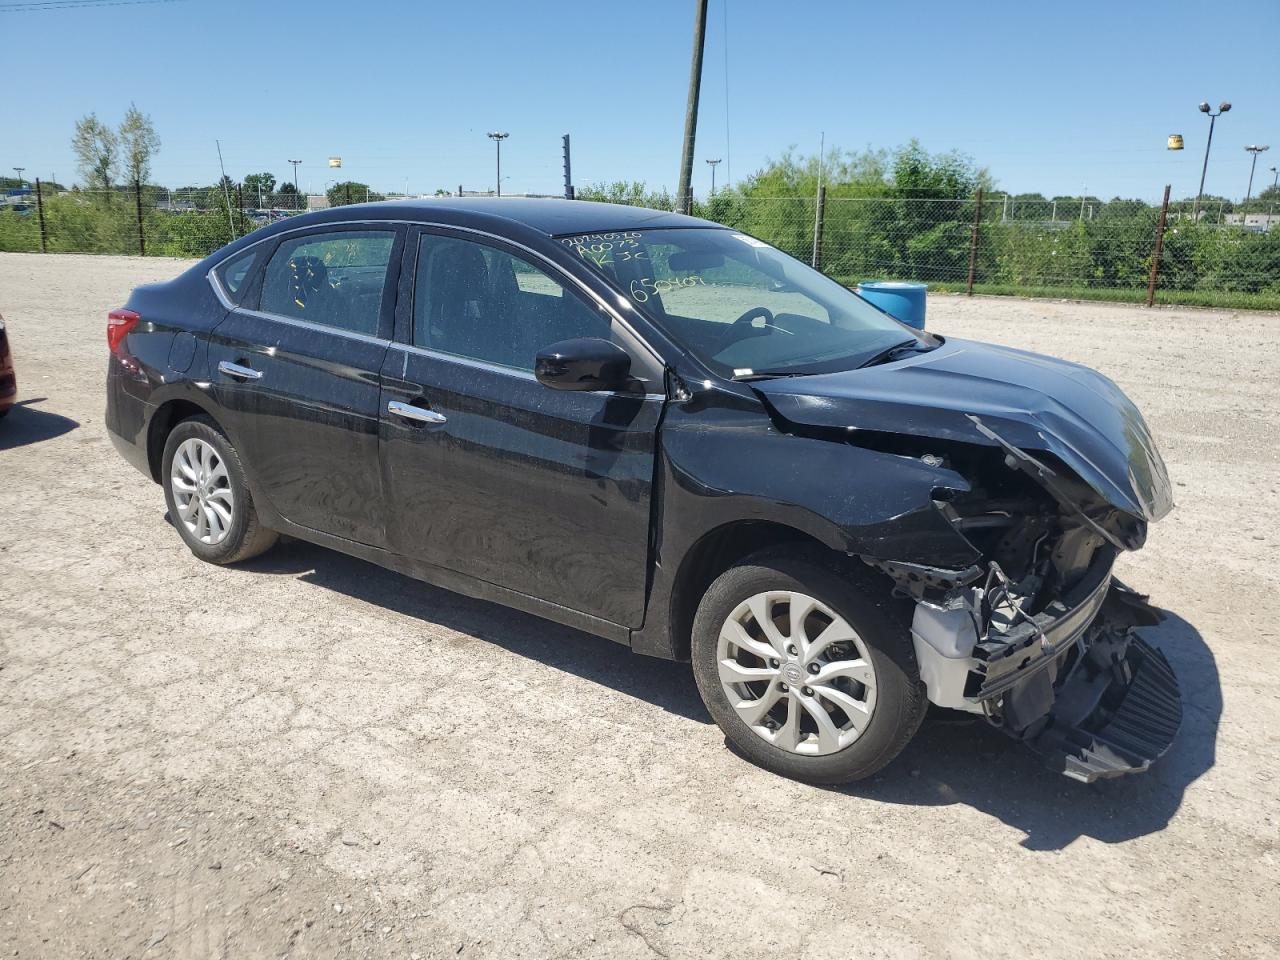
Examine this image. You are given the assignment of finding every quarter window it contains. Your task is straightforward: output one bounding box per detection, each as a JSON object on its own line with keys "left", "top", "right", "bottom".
{"left": 259, "top": 230, "right": 395, "bottom": 336}
{"left": 413, "top": 234, "right": 612, "bottom": 371}
{"left": 214, "top": 248, "right": 258, "bottom": 303}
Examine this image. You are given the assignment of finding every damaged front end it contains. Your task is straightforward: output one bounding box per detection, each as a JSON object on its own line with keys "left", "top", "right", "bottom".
{"left": 867, "top": 423, "right": 1181, "bottom": 783}
{"left": 750, "top": 339, "right": 1181, "bottom": 781}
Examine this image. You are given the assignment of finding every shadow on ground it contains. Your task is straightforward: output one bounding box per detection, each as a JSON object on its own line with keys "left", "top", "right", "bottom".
{"left": 0, "top": 398, "right": 78, "bottom": 450}
{"left": 844, "top": 611, "right": 1218, "bottom": 849}
{"left": 239, "top": 539, "right": 1219, "bottom": 850}
{"left": 239, "top": 538, "right": 710, "bottom": 724}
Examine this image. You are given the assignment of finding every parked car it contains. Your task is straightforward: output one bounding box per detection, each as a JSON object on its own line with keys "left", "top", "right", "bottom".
{"left": 0, "top": 312, "right": 16, "bottom": 417}
{"left": 105, "top": 199, "right": 1180, "bottom": 784}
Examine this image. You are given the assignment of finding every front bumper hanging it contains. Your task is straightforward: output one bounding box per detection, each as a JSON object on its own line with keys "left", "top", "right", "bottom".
{"left": 905, "top": 551, "right": 1183, "bottom": 783}
{"left": 976, "top": 578, "right": 1183, "bottom": 783}
{"left": 1025, "top": 632, "right": 1181, "bottom": 782}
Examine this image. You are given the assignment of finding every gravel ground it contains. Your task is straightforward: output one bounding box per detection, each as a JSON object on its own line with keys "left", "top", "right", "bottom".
{"left": 1, "top": 252, "right": 1277, "bottom": 960}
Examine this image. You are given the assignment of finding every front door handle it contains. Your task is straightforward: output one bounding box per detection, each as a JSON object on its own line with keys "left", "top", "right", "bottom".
{"left": 218, "top": 360, "right": 264, "bottom": 381}
{"left": 388, "top": 400, "right": 447, "bottom": 425}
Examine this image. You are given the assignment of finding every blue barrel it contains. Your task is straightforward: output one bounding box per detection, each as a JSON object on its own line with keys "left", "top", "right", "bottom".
{"left": 856, "top": 281, "right": 928, "bottom": 330}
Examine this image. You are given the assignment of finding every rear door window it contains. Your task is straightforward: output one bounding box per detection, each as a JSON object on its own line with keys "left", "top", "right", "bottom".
{"left": 259, "top": 230, "right": 396, "bottom": 336}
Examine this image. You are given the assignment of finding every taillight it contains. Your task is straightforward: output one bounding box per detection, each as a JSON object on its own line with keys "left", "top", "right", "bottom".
{"left": 107, "top": 308, "right": 140, "bottom": 356}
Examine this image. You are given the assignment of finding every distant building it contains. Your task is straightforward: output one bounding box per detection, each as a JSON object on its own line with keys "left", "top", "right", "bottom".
{"left": 1223, "top": 212, "right": 1278, "bottom": 232}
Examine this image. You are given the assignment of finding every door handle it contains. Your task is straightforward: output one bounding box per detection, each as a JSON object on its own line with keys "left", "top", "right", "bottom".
{"left": 387, "top": 400, "right": 447, "bottom": 425}
{"left": 218, "top": 360, "right": 264, "bottom": 381}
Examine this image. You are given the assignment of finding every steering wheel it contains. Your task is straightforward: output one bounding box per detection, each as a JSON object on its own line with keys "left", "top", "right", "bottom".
{"left": 719, "top": 306, "right": 779, "bottom": 348}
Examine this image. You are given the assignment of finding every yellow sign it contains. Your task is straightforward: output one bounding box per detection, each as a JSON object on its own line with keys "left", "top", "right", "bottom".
{"left": 1167, "top": 135, "right": 1184, "bottom": 151}
{"left": 328, "top": 157, "right": 342, "bottom": 168}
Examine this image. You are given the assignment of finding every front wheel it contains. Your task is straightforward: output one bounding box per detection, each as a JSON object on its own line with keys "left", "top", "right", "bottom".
{"left": 161, "top": 415, "right": 278, "bottom": 565}
{"left": 691, "top": 549, "right": 926, "bottom": 784}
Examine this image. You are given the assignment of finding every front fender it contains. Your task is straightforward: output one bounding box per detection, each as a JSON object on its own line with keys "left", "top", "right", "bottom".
{"left": 630, "top": 395, "right": 980, "bottom": 659}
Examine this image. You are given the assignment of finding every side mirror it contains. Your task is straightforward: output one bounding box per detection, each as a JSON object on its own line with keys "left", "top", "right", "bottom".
{"left": 534, "top": 337, "right": 632, "bottom": 392}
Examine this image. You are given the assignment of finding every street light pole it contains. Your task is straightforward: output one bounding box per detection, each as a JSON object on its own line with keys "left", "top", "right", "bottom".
{"left": 1242, "top": 145, "right": 1270, "bottom": 226}
{"left": 487, "top": 132, "right": 509, "bottom": 197}
{"left": 288, "top": 159, "right": 302, "bottom": 210}
{"left": 705, "top": 158, "right": 721, "bottom": 195}
{"left": 1194, "top": 100, "right": 1231, "bottom": 219}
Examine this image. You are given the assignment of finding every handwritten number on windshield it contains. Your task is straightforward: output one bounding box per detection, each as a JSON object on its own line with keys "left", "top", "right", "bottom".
{"left": 628, "top": 276, "right": 705, "bottom": 302}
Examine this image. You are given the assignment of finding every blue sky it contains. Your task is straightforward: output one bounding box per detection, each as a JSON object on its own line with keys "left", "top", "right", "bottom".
{"left": 6, "top": 0, "right": 1278, "bottom": 201}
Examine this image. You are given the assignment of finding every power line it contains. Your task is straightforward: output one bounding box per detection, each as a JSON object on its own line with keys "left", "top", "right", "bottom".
{"left": 0, "top": 0, "right": 187, "bottom": 12}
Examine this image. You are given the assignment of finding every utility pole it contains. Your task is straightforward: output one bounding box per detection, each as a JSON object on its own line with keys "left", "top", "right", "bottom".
{"left": 676, "top": 0, "right": 709, "bottom": 215}
{"left": 488, "top": 131, "right": 509, "bottom": 197}
{"left": 705, "top": 158, "right": 721, "bottom": 195}
{"left": 12, "top": 167, "right": 24, "bottom": 187}
{"left": 562, "top": 134, "right": 574, "bottom": 199}
{"left": 215, "top": 140, "right": 235, "bottom": 243}
{"left": 288, "top": 159, "right": 302, "bottom": 210}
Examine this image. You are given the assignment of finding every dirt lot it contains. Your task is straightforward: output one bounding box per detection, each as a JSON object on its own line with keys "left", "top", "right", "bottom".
{"left": 1, "top": 251, "right": 1277, "bottom": 959}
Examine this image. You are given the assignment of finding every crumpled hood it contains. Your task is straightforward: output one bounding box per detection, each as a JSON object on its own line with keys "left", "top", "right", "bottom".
{"left": 753, "top": 337, "right": 1173, "bottom": 524}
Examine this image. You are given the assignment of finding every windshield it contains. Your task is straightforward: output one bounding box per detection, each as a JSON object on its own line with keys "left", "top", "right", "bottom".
{"left": 559, "top": 227, "right": 934, "bottom": 378}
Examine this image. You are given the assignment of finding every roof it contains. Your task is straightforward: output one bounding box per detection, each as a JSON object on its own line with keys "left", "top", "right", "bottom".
{"left": 296, "top": 197, "right": 719, "bottom": 237}
{"left": 189, "top": 197, "right": 726, "bottom": 278}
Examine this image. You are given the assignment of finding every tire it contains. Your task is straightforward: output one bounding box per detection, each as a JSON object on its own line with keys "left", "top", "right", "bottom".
{"left": 161, "top": 415, "right": 278, "bottom": 565}
{"left": 691, "top": 547, "right": 926, "bottom": 784}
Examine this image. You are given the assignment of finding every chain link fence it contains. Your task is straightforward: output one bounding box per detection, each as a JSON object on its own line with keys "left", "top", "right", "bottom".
{"left": 3, "top": 181, "right": 1278, "bottom": 309}
{"left": 684, "top": 192, "right": 1280, "bottom": 310}
{"left": 0, "top": 183, "right": 310, "bottom": 259}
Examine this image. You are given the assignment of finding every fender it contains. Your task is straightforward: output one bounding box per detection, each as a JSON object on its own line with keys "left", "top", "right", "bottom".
{"left": 141, "top": 377, "right": 285, "bottom": 529}
{"left": 630, "top": 387, "right": 980, "bottom": 659}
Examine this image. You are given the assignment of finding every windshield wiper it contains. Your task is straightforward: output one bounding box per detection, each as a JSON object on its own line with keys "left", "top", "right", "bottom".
{"left": 730, "top": 370, "right": 807, "bottom": 382}
{"left": 858, "top": 339, "right": 932, "bottom": 369}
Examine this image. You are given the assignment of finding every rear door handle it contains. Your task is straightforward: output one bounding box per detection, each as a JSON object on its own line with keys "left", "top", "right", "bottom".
{"left": 387, "top": 400, "right": 447, "bottom": 425}
{"left": 218, "top": 360, "right": 263, "bottom": 381}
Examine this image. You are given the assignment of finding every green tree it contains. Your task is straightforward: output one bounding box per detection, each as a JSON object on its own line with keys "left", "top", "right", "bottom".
{"left": 276, "top": 181, "right": 302, "bottom": 209}
{"left": 891, "top": 140, "right": 986, "bottom": 199}
{"left": 327, "top": 181, "right": 384, "bottom": 206}
{"left": 575, "top": 181, "right": 674, "bottom": 208}
{"left": 72, "top": 113, "right": 119, "bottom": 195}
{"left": 243, "top": 172, "right": 277, "bottom": 205}
{"left": 118, "top": 103, "right": 160, "bottom": 186}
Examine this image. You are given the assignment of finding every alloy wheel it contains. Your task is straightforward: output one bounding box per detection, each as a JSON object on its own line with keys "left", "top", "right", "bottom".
{"left": 717, "top": 590, "right": 878, "bottom": 755}
{"left": 170, "top": 437, "right": 234, "bottom": 546}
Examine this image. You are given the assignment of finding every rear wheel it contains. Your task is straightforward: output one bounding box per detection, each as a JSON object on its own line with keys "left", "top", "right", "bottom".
{"left": 161, "top": 416, "right": 277, "bottom": 564}
{"left": 691, "top": 548, "right": 926, "bottom": 784}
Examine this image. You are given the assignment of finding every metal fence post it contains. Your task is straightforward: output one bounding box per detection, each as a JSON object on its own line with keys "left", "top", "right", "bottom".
{"left": 134, "top": 178, "right": 145, "bottom": 256}
{"left": 811, "top": 185, "right": 826, "bottom": 270}
{"left": 1146, "top": 184, "right": 1171, "bottom": 307}
{"left": 966, "top": 188, "right": 984, "bottom": 295}
{"left": 236, "top": 185, "right": 246, "bottom": 236}
{"left": 35, "top": 177, "right": 48, "bottom": 253}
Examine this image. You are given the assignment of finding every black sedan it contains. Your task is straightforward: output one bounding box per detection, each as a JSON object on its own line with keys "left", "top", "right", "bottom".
{"left": 106, "top": 199, "right": 1180, "bottom": 784}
